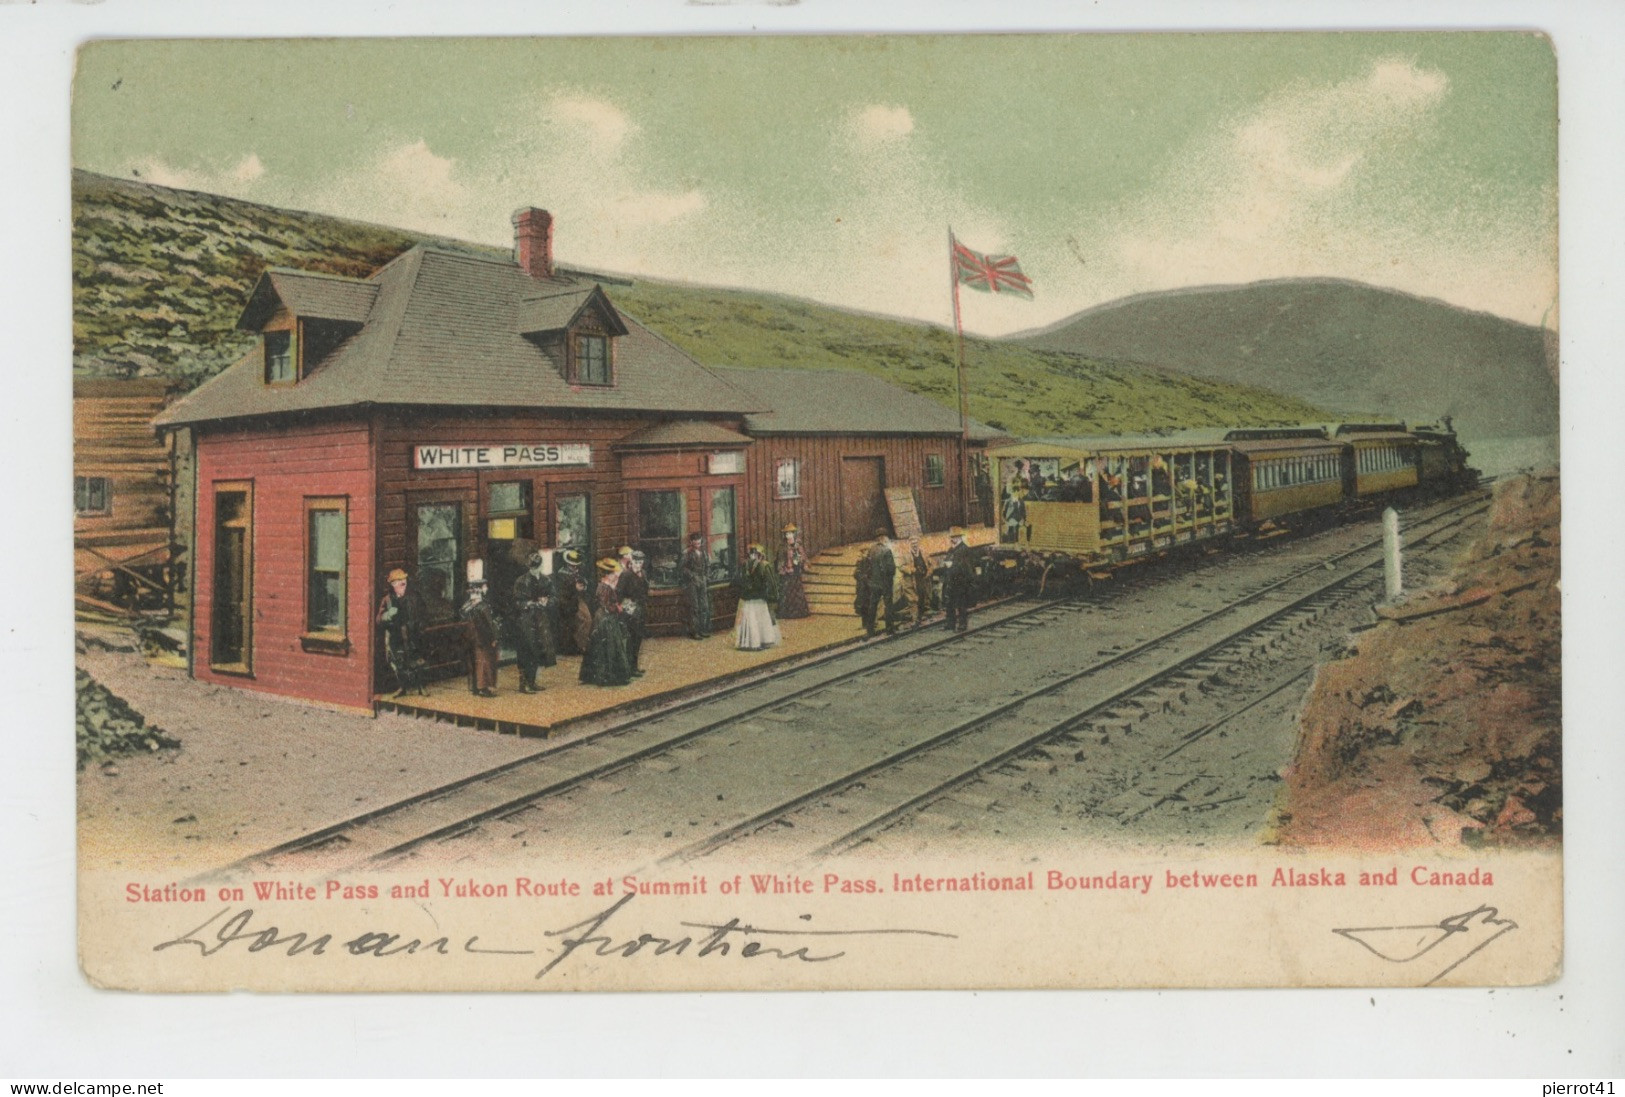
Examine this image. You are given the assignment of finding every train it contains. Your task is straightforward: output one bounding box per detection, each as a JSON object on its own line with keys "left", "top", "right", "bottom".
{"left": 981, "top": 418, "right": 1477, "bottom": 590}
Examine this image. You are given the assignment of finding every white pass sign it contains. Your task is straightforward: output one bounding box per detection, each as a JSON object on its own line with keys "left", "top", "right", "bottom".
{"left": 413, "top": 443, "right": 592, "bottom": 470}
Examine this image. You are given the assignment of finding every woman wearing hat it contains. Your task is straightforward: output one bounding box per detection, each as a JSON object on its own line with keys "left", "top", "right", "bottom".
{"left": 775, "top": 524, "right": 810, "bottom": 620}
{"left": 551, "top": 548, "right": 588, "bottom": 656}
{"left": 459, "top": 579, "right": 500, "bottom": 697}
{"left": 733, "top": 543, "right": 781, "bottom": 651}
{"left": 579, "top": 557, "right": 635, "bottom": 687}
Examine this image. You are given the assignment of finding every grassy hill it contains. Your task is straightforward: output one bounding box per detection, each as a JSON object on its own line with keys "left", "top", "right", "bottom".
{"left": 1009, "top": 279, "right": 1557, "bottom": 441}
{"left": 71, "top": 169, "right": 1330, "bottom": 437}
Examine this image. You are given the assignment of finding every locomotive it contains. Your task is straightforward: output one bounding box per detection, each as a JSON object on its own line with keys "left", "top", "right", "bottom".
{"left": 984, "top": 419, "right": 1476, "bottom": 585}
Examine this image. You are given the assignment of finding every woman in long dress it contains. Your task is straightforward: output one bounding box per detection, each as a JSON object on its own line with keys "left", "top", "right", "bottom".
{"left": 734, "top": 543, "right": 781, "bottom": 651}
{"left": 775, "top": 524, "right": 810, "bottom": 620}
{"left": 579, "top": 558, "right": 635, "bottom": 687}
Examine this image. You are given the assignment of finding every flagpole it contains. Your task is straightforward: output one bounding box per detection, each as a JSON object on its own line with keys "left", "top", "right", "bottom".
{"left": 949, "top": 227, "right": 971, "bottom": 525}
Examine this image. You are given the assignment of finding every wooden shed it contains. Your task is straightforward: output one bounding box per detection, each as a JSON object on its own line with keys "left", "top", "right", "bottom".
{"left": 73, "top": 376, "right": 181, "bottom": 616}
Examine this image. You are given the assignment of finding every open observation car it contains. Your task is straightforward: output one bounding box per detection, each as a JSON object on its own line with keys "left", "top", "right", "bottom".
{"left": 990, "top": 432, "right": 1238, "bottom": 566}
{"left": 986, "top": 418, "right": 1475, "bottom": 590}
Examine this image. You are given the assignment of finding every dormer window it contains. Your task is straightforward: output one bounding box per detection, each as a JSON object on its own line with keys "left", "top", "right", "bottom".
{"left": 265, "top": 330, "right": 296, "bottom": 384}
{"left": 576, "top": 333, "right": 610, "bottom": 385}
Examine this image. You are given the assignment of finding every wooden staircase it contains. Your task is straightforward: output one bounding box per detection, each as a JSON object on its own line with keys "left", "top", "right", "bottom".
{"left": 802, "top": 544, "right": 867, "bottom": 617}
{"left": 800, "top": 526, "right": 1000, "bottom": 618}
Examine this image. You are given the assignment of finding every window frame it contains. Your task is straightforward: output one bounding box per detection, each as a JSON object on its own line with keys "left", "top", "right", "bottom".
{"left": 704, "top": 485, "right": 738, "bottom": 585}
{"left": 570, "top": 329, "right": 614, "bottom": 386}
{"left": 302, "top": 496, "right": 350, "bottom": 653}
{"left": 74, "top": 475, "right": 112, "bottom": 517}
{"left": 774, "top": 457, "right": 802, "bottom": 500}
{"left": 924, "top": 453, "right": 946, "bottom": 489}
{"left": 264, "top": 326, "right": 298, "bottom": 385}
{"left": 636, "top": 488, "right": 687, "bottom": 590}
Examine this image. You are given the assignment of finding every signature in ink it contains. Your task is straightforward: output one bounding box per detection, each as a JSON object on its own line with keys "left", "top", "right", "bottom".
{"left": 151, "top": 895, "right": 957, "bottom": 981}
{"left": 1332, "top": 903, "right": 1518, "bottom": 985}
{"left": 536, "top": 892, "right": 957, "bottom": 980}
{"left": 153, "top": 906, "right": 534, "bottom": 959}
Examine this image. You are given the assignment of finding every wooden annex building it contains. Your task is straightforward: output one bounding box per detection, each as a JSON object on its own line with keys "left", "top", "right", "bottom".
{"left": 154, "top": 208, "right": 990, "bottom": 711}
{"left": 73, "top": 377, "right": 183, "bottom": 617}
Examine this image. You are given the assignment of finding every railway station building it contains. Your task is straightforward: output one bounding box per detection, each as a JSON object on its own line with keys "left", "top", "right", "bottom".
{"left": 155, "top": 208, "right": 991, "bottom": 712}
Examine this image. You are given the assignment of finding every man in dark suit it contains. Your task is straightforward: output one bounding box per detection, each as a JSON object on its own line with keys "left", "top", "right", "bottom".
{"left": 617, "top": 546, "right": 649, "bottom": 676}
{"left": 856, "top": 529, "right": 898, "bottom": 637}
{"left": 512, "top": 552, "right": 556, "bottom": 693}
{"left": 940, "top": 526, "right": 977, "bottom": 633}
{"left": 679, "top": 531, "right": 713, "bottom": 640}
{"left": 460, "top": 579, "right": 500, "bottom": 697}
{"left": 376, "top": 567, "right": 427, "bottom": 697}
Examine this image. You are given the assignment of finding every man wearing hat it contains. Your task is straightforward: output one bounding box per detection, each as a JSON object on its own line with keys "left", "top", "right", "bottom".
{"left": 940, "top": 526, "right": 976, "bottom": 633}
{"left": 679, "top": 531, "right": 713, "bottom": 640}
{"left": 551, "top": 548, "right": 587, "bottom": 656}
{"left": 376, "top": 568, "right": 426, "bottom": 697}
{"left": 460, "top": 578, "right": 500, "bottom": 697}
{"left": 511, "top": 551, "right": 556, "bottom": 693}
{"left": 855, "top": 528, "right": 898, "bottom": 637}
{"left": 616, "top": 546, "right": 649, "bottom": 676}
{"left": 907, "top": 536, "right": 935, "bottom": 630}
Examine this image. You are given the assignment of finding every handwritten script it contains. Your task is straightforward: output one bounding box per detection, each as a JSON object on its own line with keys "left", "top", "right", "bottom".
{"left": 153, "top": 893, "right": 957, "bottom": 980}
{"left": 1332, "top": 903, "right": 1518, "bottom": 985}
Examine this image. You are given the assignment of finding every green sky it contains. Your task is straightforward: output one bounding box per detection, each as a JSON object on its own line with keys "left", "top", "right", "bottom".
{"left": 72, "top": 33, "right": 1557, "bottom": 334}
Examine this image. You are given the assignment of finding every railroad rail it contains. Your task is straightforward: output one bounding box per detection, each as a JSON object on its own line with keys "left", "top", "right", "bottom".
{"left": 202, "top": 489, "right": 1489, "bottom": 881}
{"left": 660, "top": 492, "right": 1490, "bottom": 864}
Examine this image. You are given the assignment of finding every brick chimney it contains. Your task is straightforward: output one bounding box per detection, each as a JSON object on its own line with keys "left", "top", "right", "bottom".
{"left": 512, "top": 207, "right": 554, "bottom": 279}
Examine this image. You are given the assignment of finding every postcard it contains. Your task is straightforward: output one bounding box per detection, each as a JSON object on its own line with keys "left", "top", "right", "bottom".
{"left": 71, "top": 31, "right": 1561, "bottom": 992}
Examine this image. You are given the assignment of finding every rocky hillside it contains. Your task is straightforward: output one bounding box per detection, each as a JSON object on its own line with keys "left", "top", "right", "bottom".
{"left": 71, "top": 170, "right": 1329, "bottom": 438}
{"left": 1010, "top": 279, "right": 1557, "bottom": 441}
{"left": 1273, "top": 473, "right": 1561, "bottom": 849}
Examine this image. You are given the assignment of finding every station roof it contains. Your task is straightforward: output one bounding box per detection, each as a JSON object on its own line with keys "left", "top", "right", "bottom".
{"left": 614, "top": 420, "right": 754, "bottom": 449}
{"left": 713, "top": 367, "right": 1003, "bottom": 439}
{"left": 157, "top": 246, "right": 763, "bottom": 428}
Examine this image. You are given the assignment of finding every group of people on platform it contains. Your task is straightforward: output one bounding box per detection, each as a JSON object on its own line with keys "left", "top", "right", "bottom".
{"left": 853, "top": 526, "right": 977, "bottom": 637}
{"left": 378, "top": 522, "right": 985, "bottom": 700}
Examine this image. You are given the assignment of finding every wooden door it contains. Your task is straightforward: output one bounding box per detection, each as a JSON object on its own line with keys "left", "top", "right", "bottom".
{"left": 840, "top": 456, "right": 887, "bottom": 544}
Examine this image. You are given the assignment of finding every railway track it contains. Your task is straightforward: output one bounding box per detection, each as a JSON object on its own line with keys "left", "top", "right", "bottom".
{"left": 668, "top": 492, "right": 1489, "bottom": 863}
{"left": 203, "top": 576, "right": 1131, "bottom": 881}
{"left": 204, "top": 490, "right": 1489, "bottom": 880}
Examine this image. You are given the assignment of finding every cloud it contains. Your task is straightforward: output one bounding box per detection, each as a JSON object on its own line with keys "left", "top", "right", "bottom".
{"left": 1043, "top": 56, "right": 1555, "bottom": 326}
{"left": 130, "top": 153, "right": 267, "bottom": 193}
{"left": 549, "top": 94, "right": 633, "bottom": 149}
{"left": 851, "top": 104, "right": 914, "bottom": 145}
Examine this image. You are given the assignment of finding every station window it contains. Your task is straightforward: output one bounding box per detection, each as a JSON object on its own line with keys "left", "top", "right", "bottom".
{"left": 638, "top": 490, "right": 685, "bottom": 589}
{"left": 415, "top": 502, "right": 462, "bottom": 612}
{"left": 775, "top": 458, "right": 801, "bottom": 500}
{"left": 305, "top": 497, "right": 347, "bottom": 638}
{"left": 487, "top": 480, "right": 534, "bottom": 541}
{"left": 555, "top": 492, "right": 591, "bottom": 561}
{"left": 74, "top": 475, "right": 111, "bottom": 516}
{"left": 924, "top": 454, "right": 946, "bottom": 488}
{"left": 707, "top": 487, "right": 738, "bottom": 583}
{"left": 574, "top": 333, "right": 611, "bottom": 385}
{"left": 264, "top": 330, "right": 296, "bottom": 384}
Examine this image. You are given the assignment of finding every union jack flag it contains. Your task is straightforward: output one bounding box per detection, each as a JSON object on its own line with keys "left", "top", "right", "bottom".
{"left": 952, "top": 235, "right": 1034, "bottom": 298}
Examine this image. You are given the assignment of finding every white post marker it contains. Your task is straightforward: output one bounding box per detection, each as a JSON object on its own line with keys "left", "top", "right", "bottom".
{"left": 1382, "top": 506, "right": 1403, "bottom": 602}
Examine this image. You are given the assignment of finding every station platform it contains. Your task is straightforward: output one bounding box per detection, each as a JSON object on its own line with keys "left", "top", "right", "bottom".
{"left": 375, "top": 612, "right": 880, "bottom": 738}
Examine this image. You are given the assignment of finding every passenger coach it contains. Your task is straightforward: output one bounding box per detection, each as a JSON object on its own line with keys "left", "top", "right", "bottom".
{"left": 990, "top": 432, "right": 1237, "bottom": 565}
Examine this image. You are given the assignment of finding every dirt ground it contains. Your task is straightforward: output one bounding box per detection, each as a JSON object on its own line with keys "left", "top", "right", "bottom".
{"left": 75, "top": 642, "right": 542, "bottom": 871}
{"left": 1273, "top": 472, "right": 1562, "bottom": 850}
